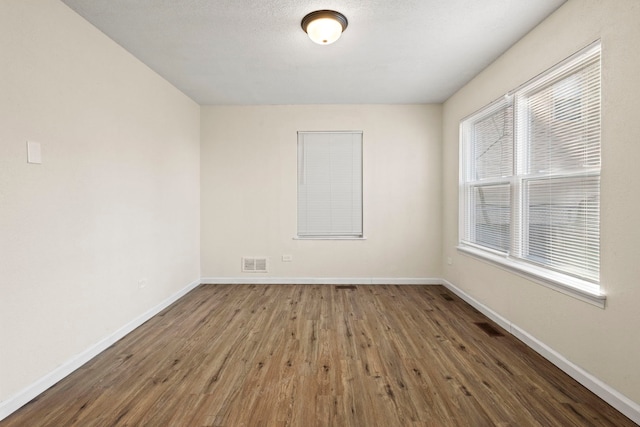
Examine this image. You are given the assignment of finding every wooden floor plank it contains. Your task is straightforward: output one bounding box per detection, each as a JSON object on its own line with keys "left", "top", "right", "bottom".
{"left": 1, "top": 284, "right": 635, "bottom": 427}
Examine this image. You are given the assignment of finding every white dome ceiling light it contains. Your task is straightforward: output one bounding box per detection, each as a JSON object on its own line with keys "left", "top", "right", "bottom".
{"left": 301, "top": 10, "right": 348, "bottom": 45}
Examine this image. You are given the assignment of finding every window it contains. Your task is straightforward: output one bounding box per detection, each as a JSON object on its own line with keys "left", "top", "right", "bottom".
{"left": 297, "top": 131, "right": 363, "bottom": 238}
{"left": 459, "top": 42, "right": 602, "bottom": 303}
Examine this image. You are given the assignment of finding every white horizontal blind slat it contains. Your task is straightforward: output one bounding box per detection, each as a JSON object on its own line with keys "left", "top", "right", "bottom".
{"left": 461, "top": 99, "right": 513, "bottom": 253}
{"left": 523, "top": 176, "right": 600, "bottom": 281}
{"left": 472, "top": 184, "right": 511, "bottom": 253}
{"left": 473, "top": 104, "right": 514, "bottom": 180}
{"left": 515, "top": 44, "right": 601, "bottom": 283}
{"left": 521, "top": 56, "right": 601, "bottom": 174}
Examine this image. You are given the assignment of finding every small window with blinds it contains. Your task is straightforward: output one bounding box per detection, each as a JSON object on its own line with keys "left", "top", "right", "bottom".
{"left": 460, "top": 97, "right": 513, "bottom": 254}
{"left": 459, "top": 41, "right": 602, "bottom": 300}
{"left": 297, "top": 131, "right": 363, "bottom": 238}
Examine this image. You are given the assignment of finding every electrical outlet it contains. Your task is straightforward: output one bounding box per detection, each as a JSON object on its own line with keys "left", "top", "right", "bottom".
{"left": 282, "top": 254, "right": 293, "bottom": 262}
{"left": 138, "top": 278, "right": 147, "bottom": 289}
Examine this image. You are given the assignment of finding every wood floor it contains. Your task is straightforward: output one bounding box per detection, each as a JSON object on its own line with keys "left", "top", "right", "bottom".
{"left": 2, "top": 284, "right": 635, "bottom": 426}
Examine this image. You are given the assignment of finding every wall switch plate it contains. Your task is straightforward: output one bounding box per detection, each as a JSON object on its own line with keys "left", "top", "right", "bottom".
{"left": 447, "top": 257, "right": 453, "bottom": 265}
{"left": 27, "top": 141, "right": 42, "bottom": 164}
{"left": 282, "top": 254, "right": 293, "bottom": 262}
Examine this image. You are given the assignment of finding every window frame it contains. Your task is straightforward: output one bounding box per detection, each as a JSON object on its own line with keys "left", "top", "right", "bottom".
{"left": 458, "top": 41, "right": 605, "bottom": 307}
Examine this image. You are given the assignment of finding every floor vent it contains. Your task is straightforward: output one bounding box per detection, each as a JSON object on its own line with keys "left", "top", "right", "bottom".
{"left": 441, "top": 293, "right": 454, "bottom": 301}
{"left": 474, "top": 322, "right": 504, "bottom": 337}
{"left": 336, "top": 285, "right": 357, "bottom": 290}
{"left": 242, "top": 257, "right": 268, "bottom": 273}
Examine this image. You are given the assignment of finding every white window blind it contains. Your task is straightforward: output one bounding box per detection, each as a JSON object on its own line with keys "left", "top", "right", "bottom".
{"left": 297, "top": 131, "right": 363, "bottom": 237}
{"left": 461, "top": 99, "right": 513, "bottom": 253}
{"left": 460, "top": 41, "right": 601, "bottom": 296}
{"left": 515, "top": 45, "right": 601, "bottom": 282}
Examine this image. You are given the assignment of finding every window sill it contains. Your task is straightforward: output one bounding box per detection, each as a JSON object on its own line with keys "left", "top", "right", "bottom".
{"left": 294, "top": 236, "right": 367, "bottom": 240}
{"left": 456, "top": 245, "right": 606, "bottom": 308}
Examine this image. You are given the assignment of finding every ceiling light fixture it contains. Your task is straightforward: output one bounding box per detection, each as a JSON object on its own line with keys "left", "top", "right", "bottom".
{"left": 301, "top": 10, "right": 348, "bottom": 45}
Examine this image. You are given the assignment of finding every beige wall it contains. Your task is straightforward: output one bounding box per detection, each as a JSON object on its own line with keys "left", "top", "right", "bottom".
{"left": 201, "top": 105, "right": 442, "bottom": 279}
{"left": 442, "top": 0, "right": 640, "bottom": 403}
{"left": 0, "top": 0, "right": 200, "bottom": 403}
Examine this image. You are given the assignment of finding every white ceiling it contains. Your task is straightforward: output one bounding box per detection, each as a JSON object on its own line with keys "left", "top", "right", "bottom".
{"left": 61, "top": 0, "right": 566, "bottom": 105}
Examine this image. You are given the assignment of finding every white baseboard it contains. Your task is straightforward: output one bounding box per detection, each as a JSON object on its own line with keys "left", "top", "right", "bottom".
{"left": 0, "top": 278, "right": 202, "bottom": 422}
{"left": 3, "top": 277, "right": 638, "bottom": 425}
{"left": 200, "top": 277, "right": 442, "bottom": 285}
{"left": 439, "top": 278, "right": 512, "bottom": 332}
{"left": 440, "top": 279, "right": 640, "bottom": 425}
